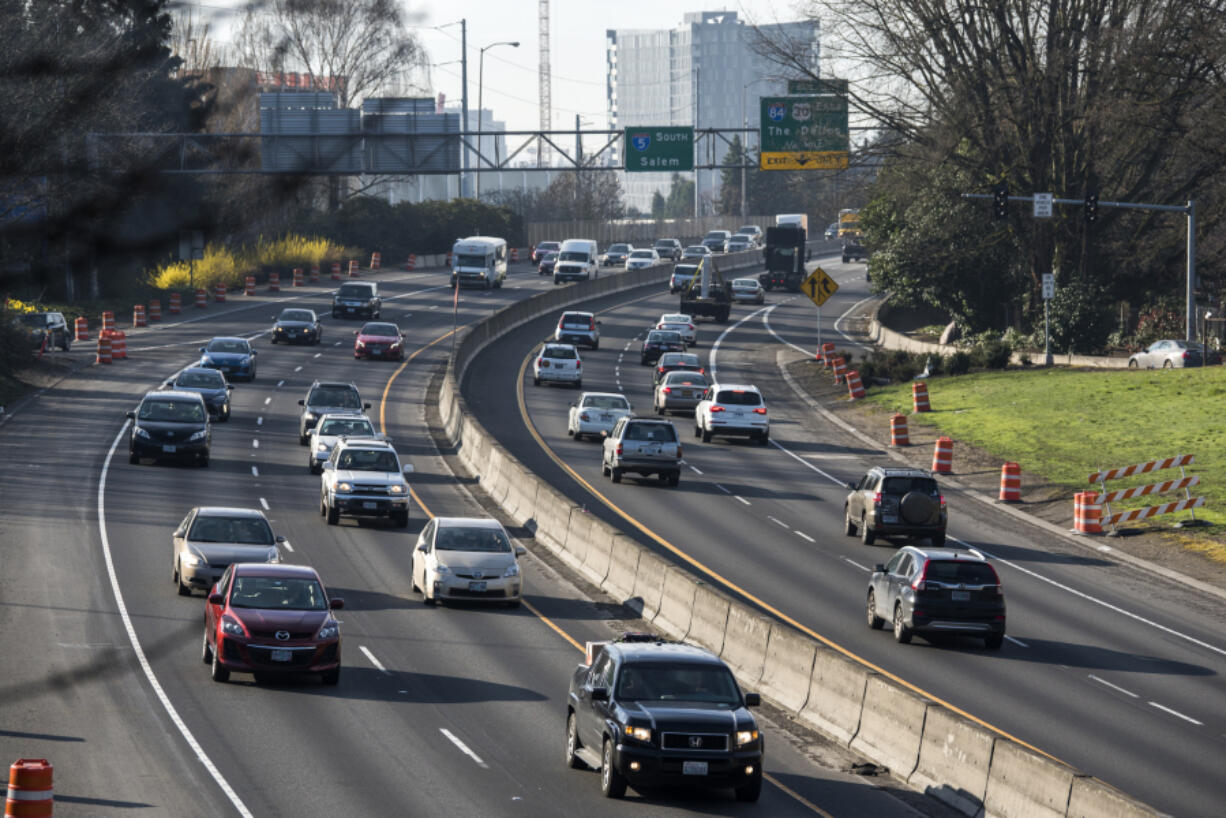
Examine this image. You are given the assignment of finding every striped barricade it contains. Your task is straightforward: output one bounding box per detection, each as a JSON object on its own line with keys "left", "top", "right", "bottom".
{"left": 1089, "top": 455, "right": 1203, "bottom": 533}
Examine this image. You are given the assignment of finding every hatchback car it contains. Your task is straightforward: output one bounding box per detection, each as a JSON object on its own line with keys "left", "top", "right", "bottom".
{"left": 844, "top": 466, "right": 947, "bottom": 546}
{"left": 653, "top": 352, "right": 704, "bottom": 386}
{"left": 533, "top": 241, "right": 561, "bottom": 264}
{"left": 173, "top": 507, "right": 284, "bottom": 596}
{"left": 866, "top": 546, "right": 1005, "bottom": 649}
{"left": 640, "top": 330, "right": 685, "bottom": 365}
{"left": 694, "top": 384, "right": 769, "bottom": 444}
{"left": 656, "top": 313, "right": 697, "bottom": 346}
{"left": 308, "top": 412, "right": 378, "bottom": 473}
{"left": 298, "top": 381, "right": 370, "bottom": 443}
{"left": 653, "top": 371, "right": 709, "bottom": 415}
{"left": 199, "top": 336, "right": 257, "bottom": 382}
{"left": 668, "top": 264, "right": 701, "bottom": 294}
{"left": 128, "top": 391, "right": 211, "bottom": 466}
{"left": 1127, "top": 339, "right": 1221, "bottom": 368}
{"left": 533, "top": 343, "right": 583, "bottom": 388}
{"left": 538, "top": 251, "right": 559, "bottom": 276}
{"left": 202, "top": 563, "right": 344, "bottom": 685}
{"left": 554, "top": 311, "right": 601, "bottom": 349}
{"left": 601, "top": 243, "right": 634, "bottom": 266}
{"left": 730, "top": 278, "right": 765, "bottom": 304}
{"left": 354, "top": 321, "right": 405, "bottom": 361}
{"left": 332, "top": 281, "right": 381, "bottom": 319}
{"left": 568, "top": 392, "right": 633, "bottom": 441}
{"left": 270, "top": 308, "right": 322, "bottom": 345}
{"left": 165, "top": 367, "right": 232, "bottom": 421}
{"left": 625, "top": 249, "right": 659, "bottom": 270}
{"left": 412, "top": 517, "right": 526, "bottom": 607}
{"left": 653, "top": 238, "right": 682, "bottom": 261}
{"left": 681, "top": 245, "right": 711, "bottom": 261}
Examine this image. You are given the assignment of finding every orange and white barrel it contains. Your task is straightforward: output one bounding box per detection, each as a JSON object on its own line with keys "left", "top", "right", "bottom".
{"left": 445, "top": 250, "right": 453, "bottom": 267}
{"left": 348, "top": 260, "right": 359, "bottom": 278}
{"left": 74, "top": 317, "right": 89, "bottom": 341}
{"left": 169, "top": 292, "right": 182, "bottom": 314}
{"left": 1073, "top": 491, "right": 1103, "bottom": 534}
{"left": 932, "top": 436, "right": 953, "bottom": 473}
{"left": 213, "top": 283, "right": 226, "bottom": 303}
{"left": 831, "top": 356, "right": 847, "bottom": 384}
{"left": 913, "top": 381, "right": 931, "bottom": 413}
{"left": 293, "top": 267, "right": 304, "bottom": 287}
{"left": 109, "top": 330, "right": 127, "bottom": 360}
{"left": 405, "top": 254, "right": 417, "bottom": 271}
{"left": 268, "top": 272, "right": 280, "bottom": 292}
{"left": 133, "top": 304, "right": 146, "bottom": 328}
{"left": 845, "top": 370, "right": 866, "bottom": 400}
{"left": 148, "top": 300, "right": 161, "bottom": 322}
{"left": 101, "top": 310, "right": 115, "bottom": 331}
{"left": 96, "top": 334, "right": 113, "bottom": 364}
{"left": 6, "top": 758, "right": 53, "bottom": 818}
{"left": 244, "top": 275, "right": 256, "bottom": 296}
{"left": 511, "top": 247, "right": 520, "bottom": 263}
{"left": 999, "top": 462, "right": 1022, "bottom": 502}
{"left": 194, "top": 288, "right": 208, "bottom": 308}
{"left": 817, "top": 341, "right": 835, "bottom": 365}
{"left": 309, "top": 264, "right": 320, "bottom": 283}
{"left": 331, "top": 261, "right": 342, "bottom": 280}
{"left": 370, "top": 252, "right": 382, "bottom": 270}
{"left": 890, "top": 413, "right": 909, "bottom": 446}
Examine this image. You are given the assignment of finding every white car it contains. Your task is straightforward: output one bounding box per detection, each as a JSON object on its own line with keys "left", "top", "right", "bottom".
{"left": 730, "top": 278, "right": 765, "bottom": 304}
{"left": 533, "top": 343, "right": 582, "bottom": 388}
{"left": 307, "top": 412, "right": 378, "bottom": 473}
{"left": 669, "top": 264, "right": 701, "bottom": 294}
{"left": 411, "top": 516, "right": 526, "bottom": 607}
{"left": 695, "top": 383, "right": 769, "bottom": 445}
{"left": 567, "top": 392, "right": 633, "bottom": 441}
{"left": 625, "top": 249, "right": 660, "bottom": 270}
{"left": 681, "top": 245, "right": 711, "bottom": 261}
{"left": 657, "top": 313, "right": 697, "bottom": 346}
{"left": 726, "top": 234, "right": 754, "bottom": 252}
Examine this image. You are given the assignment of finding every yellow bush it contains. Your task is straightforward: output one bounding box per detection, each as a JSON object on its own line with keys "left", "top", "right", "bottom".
{"left": 148, "top": 243, "right": 239, "bottom": 290}
{"left": 3, "top": 298, "right": 38, "bottom": 314}
{"left": 146, "top": 234, "right": 355, "bottom": 291}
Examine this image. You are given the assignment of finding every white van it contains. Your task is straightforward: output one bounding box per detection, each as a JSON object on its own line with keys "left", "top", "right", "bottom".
{"left": 451, "top": 236, "right": 508, "bottom": 289}
{"left": 553, "top": 239, "right": 599, "bottom": 284}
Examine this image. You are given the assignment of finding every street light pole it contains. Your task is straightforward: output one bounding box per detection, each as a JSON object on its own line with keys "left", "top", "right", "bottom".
{"left": 476, "top": 40, "right": 520, "bottom": 200}
{"left": 740, "top": 78, "right": 772, "bottom": 221}
{"left": 461, "top": 19, "right": 468, "bottom": 199}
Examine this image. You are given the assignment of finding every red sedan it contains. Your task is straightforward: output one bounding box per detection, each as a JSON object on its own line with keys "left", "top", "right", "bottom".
{"left": 353, "top": 322, "right": 405, "bottom": 361}
{"left": 202, "top": 563, "right": 344, "bottom": 685}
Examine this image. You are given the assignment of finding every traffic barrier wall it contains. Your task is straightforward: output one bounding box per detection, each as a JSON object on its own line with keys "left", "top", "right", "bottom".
{"left": 601, "top": 535, "right": 642, "bottom": 604}
{"left": 719, "top": 607, "right": 773, "bottom": 688}
{"left": 686, "top": 584, "right": 731, "bottom": 655}
{"left": 483, "top": 446, "right": 512, "bottom": 507}
{"left": 503, "top": 468, "right": 540, "bottom": 525}
{"left": 909, "top": 706, "right": 996, "bottom": 816}
{"left": 756, "top": 625, "right": 816, "bottom": 715}
{"left": 1065, "top": 775, "right": 1163, "bottom": 818}
{"left": 630, "top": 551, "right": 669, "bottom": 620}
{"left": 653, "top": 567, "right": 698, "bottom": 638}
{"left": 580, "top": 525, "right": 615, "bottom": 586}
{"left": 800, "top": 649, "right": 870, "bottom": 746}
{"left": 850, "top": 674, "right": 929, "bottom": 779}
{"left": 983, "top": 739, "right": 1075, "bottom": 818}
{"left": 561, "top": 506, "right": 596, "bottom": 575}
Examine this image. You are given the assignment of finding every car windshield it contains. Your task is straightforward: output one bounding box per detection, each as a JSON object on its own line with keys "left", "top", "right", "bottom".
{"left": 654, "top": 240, "right": 675, "bottom": 248}
{"left": 630, "top": 250, "right": 654, "bottom": 258}
{"left": 279, "top": 310, "right": 313, "bottom": 322}
{"left": 318, "top": 418, "right": 374, "bottom": 437}
{"left": 229, "top": 577, "right": 327, "bottom": 610}
{"left": 559, "top": 251, "right": 589, "bottom": 262}
{"left": 609, "top": 244, "right": 630, "bottom": 253}
{"left": 362, "top": 323, "right": 399, "bottom": 337}
{"left": 176, "top": 371, "right": 225, "bottom": 388}
{"left": 583, "top": 395, "right": 630, "bottom": 411}
{"left": 661, "top": 354, "right": 699, "bottom": 367}
{"left": 661, "top": 314, "right": 688, "bottom": 323}
{"left": 685, "top": 246, "right": 707, "bottom": 254}
{"left": 881, "top": 476, "right": 939, "bottom": 495}
{"left": 454, "top": 253, "right": 487, "bottom": 267}
{"left": 616, "top": 664, "right": 741, "bottom": 705}
{"left": 538, "top": 242, "right": 559, "bottom": 250}
{"left": 704, "top": 232, "right": 724, "bottom": 240}
{"left": 659, "top": 323, "right": 688, "bottom": 333}
{"left": 309, "top": 387, "right": 361, "bottom": 408}
{"left": 189, "top": 515, "right": 274, "bottom": 544}
{"left": 139, "top": 399, "right": 206, "bottom": 422}
{"left": 561, "top": 314, "right": 591, "bottom": 328}
{"left": 545, "top": 346, "right": 578, "bottom": 360}
{"left": 715, "top": 389, "right": 761, "bottom": 406}
{"left": 648, "top": 331, "right": 681, "bottom": 343}
{"left": 336, "top": 449, "right": 399, "bottom": 471}
{"left": 206, "top": 339, "right": 249, "bottom": 354}
{"left": 732, "top": 279, "right": 757, "bottom": 288}
{"left": 673, "top": 266, "right": 698, "bottom": 276}
{"left": 338, "top": 285, "right": 372, "bottom": 298}
{"left": 923, "top": 561, "right": 998, "bottom": 585}
{"left": 738, "top": 227, "right": 756, "bottom": 234}
{"left": 435, "top": 526, "right": 513, "bottom": 553}
{"left": 543, "top": 252, "right": 558, "bottom": 261}
{"left": 624, "top": 423, "right": 677, "bottom": 442}
{"left": 664, "top": 372, "right": 708, "bottom": 387}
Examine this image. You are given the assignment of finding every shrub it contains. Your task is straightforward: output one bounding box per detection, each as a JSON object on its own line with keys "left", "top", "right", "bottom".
{"left": 972, "top": 338, "right": 1013, "bottom": 369}
{"left": 146, "top": 234, "right": 353, "bottom": 291}
{"left": 948, "top": 350, "right": 972, "bottom": 375}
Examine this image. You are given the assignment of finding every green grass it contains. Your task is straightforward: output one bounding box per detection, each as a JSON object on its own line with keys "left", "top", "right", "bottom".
{"left": 863, "top": 366, "right": 1226, "bottom": 536}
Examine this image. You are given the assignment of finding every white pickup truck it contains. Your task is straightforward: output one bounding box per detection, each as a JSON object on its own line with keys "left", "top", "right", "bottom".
{"left": 600, "top": 417, "right": 682, "bottom": 486}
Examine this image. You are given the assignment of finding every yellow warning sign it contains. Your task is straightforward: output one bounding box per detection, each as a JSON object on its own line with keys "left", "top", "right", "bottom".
{"left": 800, "top": 267, "right": 839, "bottom": 307}
{"left": 760, "top": 151, "right": 849, "bottom": 171}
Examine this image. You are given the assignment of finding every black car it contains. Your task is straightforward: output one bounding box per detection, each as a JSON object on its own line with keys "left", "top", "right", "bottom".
{"left": 538, "top": 251, "right": 559, "bottom": 276}
{"left": 566, "top": 633, "right": 763, "bottom": 801}
{"left": 298, "top": 381, "right": 370, "bottom": 444}
{"left": 867, "top": 546, "right": 1006, "bottom": 649}
{"left": 332, "top": 282, "right": 381, "bottom": 319}
{"left": 165, "top": 367, "right": 233, "bottom": 421}
{"left": 653, "top": 352, "right": 704, "bottom": 386}
{"left": 654, "top": 239, "right": 683, "bottom": 262}
{"left": 128, "top": 390, "right": 211, "bottom": 466}
{"left": 640, "top": 330, "right": 685, "bottom": 365}
{"left": 844, "top": 466, "right": 947, "bottom": 546}
{"left": 271, "top": 308, "right": 323, "bottom": 345}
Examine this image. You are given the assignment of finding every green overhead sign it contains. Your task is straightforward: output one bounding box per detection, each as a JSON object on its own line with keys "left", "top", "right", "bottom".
{"left": 788, "top": 78, "right": 849, "bottom": 96}
{"left": 759, "top": 95, "right": 849, "bottom": 171}
{"left": 624, "top": 126, "right": 694, "bottom": 173}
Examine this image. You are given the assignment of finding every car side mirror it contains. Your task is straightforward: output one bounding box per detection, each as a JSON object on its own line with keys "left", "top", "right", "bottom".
{"left": 590, "top": 687, "right": 609, "bottom": 702}
{"left": 250, "top": 350, "right": 257, "bottom": 356}
{"left": 329, "top": 598, "right": 344, "bottom": 610}
{"left": 597, "top": 319, "right": 602, "bottom": 325}
{"left": 515, "top": 544, "right": 527, "bottom": 557}
{"left": 416, "top": 541, "right": 428, "bottom": 552}
{"left": 353, "top": 330, "right": 359, "bottom": 335}
{"left": 402, "top": 464, "right": 415, "bottom": 475}
{"left": 226, "top": 385, "right": 234, "bottom": 391}
{"left": 600, "top": 430, "right": 609, "bottom": 438}
{"left": 744, "top": 692, "right": 761, "bottom": 707}
{"left": 276, "top": 535, "right": 287, "bottom": 543}
{"left": 164, "top": 380, "right": 174, "bottom": 387}
{"left": 126, "top": 410, "right": 135, "bottom": 419}
{"left": 298, "top": 399, "right": 305, "bottom": 406}
{"left": 207, "top": 593, "right": 223, "bottom": 605}
{"left": 364, "top": 403, "right": 372, "bottom": 410}
{"left": 847, "top": 482, "right": 857, "bottom": 490}
{"left": 199, "top": 346, "right": 206, "bottom": 352}
{"left": 873, "top": 564, "right": 886, "bottom": 574}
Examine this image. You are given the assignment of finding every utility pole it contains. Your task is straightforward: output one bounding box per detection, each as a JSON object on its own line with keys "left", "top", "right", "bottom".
{"left": 694, "top": 65, "right": 700, "bottom": 219}
{"left": 461, "top": 19, "right": 469, "bottom": 198}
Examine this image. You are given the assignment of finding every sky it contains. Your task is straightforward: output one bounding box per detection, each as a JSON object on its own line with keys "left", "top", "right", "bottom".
{"left": 183, "top": 0, "right": 811, "bottom": 132}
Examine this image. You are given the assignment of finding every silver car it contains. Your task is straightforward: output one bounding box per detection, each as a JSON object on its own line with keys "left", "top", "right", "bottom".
{"left": 308, "top": 412, "right": 378, "bottom": 473}
{"left": 657, "top": 313, "right": 697, "bottom": 346}
{"left": 1127, "top": 339, "right": 1220, "bottom": 368}
{"left": 568, "top": 392, "right": 633, "bottom": 441}
{"left": 654, "top": 371, "right": 710, "bottom": 415}
{"left": 411, "top": 517, "right": 526, "bottom": 607}
{"left": 172, "top": 507, "right": 283, "bottom": 596}
{"left": 730, "top": 277, "right": 765, "bottom": 304}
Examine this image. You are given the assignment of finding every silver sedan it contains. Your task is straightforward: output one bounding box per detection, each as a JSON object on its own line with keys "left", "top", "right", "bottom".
{"left": 730, "top": 277, "right": 765, "bottom": 304}
{"left": 653, "top": 371, "right": 710, "bottom": 415}
{"left": 568, "top": 392, "right": 633, "bottom": 441}
{"left": 172, "top": 507, "right": 283, "bottom": 596}
{"left": 1128, "top": 339, "right": 1220, "bottom": 368}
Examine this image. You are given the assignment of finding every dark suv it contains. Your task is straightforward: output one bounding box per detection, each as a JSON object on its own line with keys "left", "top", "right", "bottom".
{"left": 566, "top": 634, "right": 763, "bottom": 801}
{"left": 298, "top": 381, "right": 370, "bottom": 444}
{"left": 332, "top": 282, "right": 381, "bottom": 319}
{"left": 844, "top": 466, "right": 946, "bottom": 546}
{"left": 866, "top": 546, "right": 1006, "bottom": 649}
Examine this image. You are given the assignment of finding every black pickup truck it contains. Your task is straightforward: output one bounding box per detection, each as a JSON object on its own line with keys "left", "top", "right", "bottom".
{"left": 842, "top": 234, "right": 869, "bottom": 263}
{"left": 565, "top": 633, "right": 763, "bottom": 801}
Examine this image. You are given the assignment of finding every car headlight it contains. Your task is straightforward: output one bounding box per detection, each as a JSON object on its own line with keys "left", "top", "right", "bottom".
{"left": 200, "top": 357, "right": 214, "bottom": 366}
{"left": 188, "top": 430, "right": 208, "bottom": 442}
{"left": 503, "top": 563, "right": 519, "bottom": 578}
{"left": 336, "top": 481, "right": 352, "bottom": 493}
{"left": 304, "top": 412, "right": 317, "bottom": 421}
{"left": 315, "top": 442, "right": 329, "bottom": 452}
{"left": 221, "top": 616, "right": 245, "bottom": 636}
{"left": 134, "top": 427, "right": 151, "bottom": 439}
{"left": 266, "top": 547, "right": 280, "bottom": 563}
{"left": 180, "top": 552, "right": 203, "bottom": 567}
{"left": 433, "top": 564, "right": 451, "bottom": 576}
{"left": 317, "top": 620, "right": 340, "bottom": 639}
{"left": 736, "top": 729, "right": 760, "bottom": 747}
{"left": 355, "top": 339, "right": 366, "bottom": 347}
{"left": 389, "top": 484, "right": 406, "bottom": 495}
{"left": 623, "top": 725, "right": 652, "bottom": 743}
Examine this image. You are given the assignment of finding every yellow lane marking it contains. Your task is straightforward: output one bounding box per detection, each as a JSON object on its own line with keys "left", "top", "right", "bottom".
{"left": 522, "top": 600, "right": 584, "bottom": 652}
{"left": 514, "top": 292, "right": 1061, "bottom": 763}
{"left": 764, "top": 772, "right": 837, "bottom": 818}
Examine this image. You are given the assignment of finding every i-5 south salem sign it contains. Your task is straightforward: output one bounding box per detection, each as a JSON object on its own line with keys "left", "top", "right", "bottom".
{"left": 759, "top": 96, "right": 849, "bottom": 170}
{"left": 624, "top": 127, "right": 694, "bottom": 172}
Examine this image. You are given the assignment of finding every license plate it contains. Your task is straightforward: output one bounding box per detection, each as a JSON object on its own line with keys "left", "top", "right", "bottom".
{"left": 682, "top": 761, "right": 708, "bottom": 776}
{"left": 369, "top": 346, "right": 382, "bottom": 354}
{"left": 363, "top": 501, "right": 377, "bottom": 509}
{"left": 681, "top": 390, "right": 692, "bottom": 397}
{"left": 346, "top": 307, "right": 355, "bottom": 312}
{"left": 270, "top": 649, "right": 292, "bottom": 662}
{"left": 600, "top": 413, "right": 612, "bottom": 421}
{"left": 951, "top": 590, "right": 970, "bottom": 601}
{"left": 163, "top": 445, "right": 177, "bottom": 453}
{"left": 468, "top": 581, "right": 487, "bottom": 592}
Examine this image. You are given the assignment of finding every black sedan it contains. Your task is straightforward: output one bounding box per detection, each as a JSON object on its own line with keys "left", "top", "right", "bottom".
{"left": 640, "top": 330, "right": 685, "bottom": 365}
{"left": 165, "top": 367, "right": 233, "bottom": 421}
{"left": 271, "top": 308, "right": 323, "bottom": 345}
{"left": 538, "top": 251, "right": 559, "bottom": 277}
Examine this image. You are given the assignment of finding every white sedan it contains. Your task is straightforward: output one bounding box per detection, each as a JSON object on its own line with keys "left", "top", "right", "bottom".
{"left": 657, "top": 313, "right": 697, "bottom": 346}
{"left": 625, "top": 249, "right": 660, "bottom": 270}
{"left": 730, "top": 278, "right": 765, "bottom": 304}
{"left": 567, "top": 392, "right": 633, "bottom": 441}
{"left": 533, "top": 343, "right": 582, "bottom": 387}
{"left": 411, "top": 516, "right": 526, "bottom": 607}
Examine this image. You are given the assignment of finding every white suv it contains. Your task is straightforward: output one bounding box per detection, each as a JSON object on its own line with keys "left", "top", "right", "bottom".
{"left": 533, "top": 343, "right": 582, "bottom": 388}
{"left": 553, "top": 311, "right": 600, "bottom": 349}
{"left": 694, "top": 383, "right": 769, "bottom": 444}
{"left": 320, "top": 439, "right": 414, "bottom": 527}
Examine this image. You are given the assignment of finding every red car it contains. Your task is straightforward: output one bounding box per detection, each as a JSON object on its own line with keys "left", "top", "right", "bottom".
{"left": 202, "top": 563, "right": 344, "bottom": 685}
{"left": 353, "top": 322, "right": 405, "bottom": 361}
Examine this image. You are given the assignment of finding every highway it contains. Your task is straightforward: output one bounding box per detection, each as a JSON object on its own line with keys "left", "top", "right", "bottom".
{"left": 463, "top": 253, "right": 1226, "bottom": 818}
{"left": 0, "top": 262, "right": 926, "bottom": 816}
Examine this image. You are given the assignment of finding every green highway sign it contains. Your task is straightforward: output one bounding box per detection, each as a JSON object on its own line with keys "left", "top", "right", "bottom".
{"left": 788, "top": 78, "right": 849, "bottom": 96}
{"left": 624, "top": 126, "right": 694, "bottom": 173}
{"left": 760, "top": 96, "right": 849, "bottom": 171}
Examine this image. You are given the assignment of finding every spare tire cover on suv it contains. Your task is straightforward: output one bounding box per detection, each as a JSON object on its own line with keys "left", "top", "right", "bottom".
{"left": 900, "top": 491, "right": 937, "bottom": 524}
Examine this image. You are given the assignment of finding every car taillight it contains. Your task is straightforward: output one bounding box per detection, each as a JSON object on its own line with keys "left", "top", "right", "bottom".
{"left": 939, "top": 494, "right": 947, "bottom": 509}
{"left": 710, "top": 405, "right": 725, "bottom": 412}
{"left": 911, "top": 563, "right": 930, "bottom": 591}
{"left": 676, "top": 444, "right": 682, "bottom": 458}
{"left": 872, "top": 491, "right": 882, "bottom": 505}
{"left": 688, "top": 324, "right": 695, "bottom": 331}
{"left": 752, "top": 407, "right": 767, "bottom": 415}
{"left": 662, "top": 387, "right": 672, "bottom": 394}
{"left": 657, "top": 366, "right": 665, "bottom": 373}
{"left": 575, "top": 360, "right": 581, "bottom": 369}
{"left": 1182, "top": 350, "right": 1190, "bottom": 360}
{"left": 538, "top": 358, "right": 548, "bottom": 367}
{"left": 579, "top": 412, "right": 590, "bottom": 421}
{"left": 589, "top": 319, "right": 596, "bottom": 330}
{"left": 616, "top": 444, "right": 623, "bottom": 456}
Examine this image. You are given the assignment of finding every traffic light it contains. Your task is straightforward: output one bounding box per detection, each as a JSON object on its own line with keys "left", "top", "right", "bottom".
{"left": 993, "top": 185, "right": 1008, "bottom": 220}
{"left": 1084, "top": 193, "right": 1098, "bottom": 223}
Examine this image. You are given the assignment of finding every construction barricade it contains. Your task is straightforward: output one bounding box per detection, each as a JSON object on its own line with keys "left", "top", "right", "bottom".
{"left": 370, "top": 252, "right": 382, "bottom": 270}
{"left": 109, "top": 330, "right": 127, "bottom": 360}
{"left": 445, "top": 250, "right": 453, "bottom": 267}
{"left": 348, "top": 260, "right": 359, "bottom": 277}
{"left": 1088, "top": 455, "right": 1204, "bottom": 534}
{"left": 912, "top": 381, "right": 931, "bottom": 412}
{"left": 268, "top": 272, "right": 280, "bottom": 292}
{"left": 96, "top": 334, "right": 112, "bottom": 364}
{"left": 890, "top": 414, "right": 909, "bottom": 446}
{"left": 244, "top": 275, "right": 256, "bottom": 296}
{"left": 133, "top": 304, "right": 146, "bottom": 327}
{"left": 331, "top": 261, "right": 342, "bottom": 280}
{"left": 74, "top": 317, "right": 89, "bottom": 341}
{"left": 7, "top": 758, "right": 54, "bottom": 818}
{"left": 148, "top": 300, "right": 161, "bottom": 321}
{"left": 932, "top": 436, "right": 953, "bottom": 473}
{"left": 511, "top": 247, "right": 520, "bottom": 263}
{"left": 214, "top": 283, "right": 226, "bottom": 303}
{"left": 1073, "top": 491, "right": 1103, "bottom": 534}
{"left": 816, "top": 341, "right": 835, "bottom": 365}
{"left": 293, "top": 268, "right": 304, "bottom": 287}
{"left": 845, "top": 370, "right": 866, "bottom": 400}
{"left": 101, "top": 311, "right": 115, "bottom": 332}
{"left": 169, "top": 292, "right": 182, "bottom": 314}
{"left": 831, "top": 357, "right": 847, "bottom": 384}
{"left": 309, "top": 264, "right": 320, "bottom": 283}
{"left": 405, "top": 254, "right": 417, "bottom": 271}
{"left": 999, "top": 462, "right": 1021, "bottom": 502}
{"left": 194, "top": 288, "right": 208, "bottom": 308}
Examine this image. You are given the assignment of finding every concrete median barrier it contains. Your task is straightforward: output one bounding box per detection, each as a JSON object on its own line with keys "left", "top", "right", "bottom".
{"left": 1066, "top": 775, "right": 1163, "bottom": 818}
{"left": 631, "top": 551, "right": 669, "bottom": 620}
{"left": 502, "top": 464, "right": 539, "bottom": 524}
{"left": 653, "top": 567, "right": 698, "bottom": 639}
{"left": 561, "top": 506, "right": 595, "bottom": 570}
{"left": 909, "top": 706, "right": 995, "bottom": 816}
{"left": 850, "top": 675, "right": 928, "bottom": 780}
{"left": 581, "top": 523, "right": 615, "bottom": 586}
{"left": 800, "top": 649, "right": 870, "bottom": 746}
{"left": 484, "top": 446, "right": 512, "bottom": 506}
{"left": 600, "top": 534, "right": 641, "bottom": 605}
{"left": 532, "top": 486, "right": 573, "bottom": 555}
{"left": 983, "top": 740, "right": 1074, "bottom": 818}
{"left": 686, "top": 584, "right": 730, "bottom": 655}
{"left": 757, "top": 625, "right": 816, "bottom": 715}
{"left": 719, "top": 607, "right": 772, "bottom": 687}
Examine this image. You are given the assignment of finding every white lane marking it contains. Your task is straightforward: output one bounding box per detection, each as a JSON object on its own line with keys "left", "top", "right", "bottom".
{"left": 690, "top": 465, "right": 704, "bottom": 475}
{"left": 360, "top": 646, "right": 390, "bottom": 675}
{"left": 333, "top": 341, "right": 342, "bottom": 347}
{"left": 1004, "top": 635, "right": 1029, "bottom": 648}
{"left": 618, "top": 354, "right": 624, "bottom": 362}
{"left": 708, "top": 303, "right": 773, "bottom": 380}
{"left": 259, "top": 497, "right": 269, "bottom": 510}
{"left": 257, "top": 417, "right": 263, "bottom": 426}
{"left": 294, "top": 365, "right": 303, "bottom": 372}
{"left": 252, "top": 439, "right": 259, "bottom": 449}
{"left": 98, "top": 423, "right": 254, "bottom": 817}
{"left": 843, "top": 558, "right": 871, "bottom": 572}
{"left": 440, "top": 728, "right": 488, "bottom": 768}
{"left": 313, "top": 353, "right": 322, "bottom": 359}
{"left": 1148, "top": 701, "right": 1203, "bottom": 726}
{"left": 768, "top": 516, "right": 789, "bottom": 528}
{"left": 429, "top": 304, "right": 439, "bottom": 310}
{"left": 715, "top": 484, "right": 732, "bottom": 494}
{"left": 1089, "top": 674, "right": 1137, "bottom": 698}
{"left": 734, "top": 495, "right": 750, "bottom": 505}
{"left": 264, "top": 397, "right": 272, "bottom": 405}
{"left": 795, "top": 531, "right": 815, "bottom": 543}
{"left": 277, "top": 380, "right": 285, "bottom": 388}
{"left": 251, "top": 466, "right": 259, "bottom": 477}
